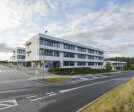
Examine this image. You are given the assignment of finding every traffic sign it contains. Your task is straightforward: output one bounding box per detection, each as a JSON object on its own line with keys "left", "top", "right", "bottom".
{"left": 45, "top": 65, "right": 49, "bottom": 68}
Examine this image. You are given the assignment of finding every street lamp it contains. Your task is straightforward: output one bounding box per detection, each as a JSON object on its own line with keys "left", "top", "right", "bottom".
{"left": 43, "top": 30, "right": 48, "bottom": 79}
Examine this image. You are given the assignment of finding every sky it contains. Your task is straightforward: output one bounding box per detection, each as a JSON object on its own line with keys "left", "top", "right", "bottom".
{"left": 0, "top": 0, "right": 134, "bottom": 60}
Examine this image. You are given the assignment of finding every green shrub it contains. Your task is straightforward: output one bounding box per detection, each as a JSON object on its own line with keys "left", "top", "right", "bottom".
{"left": 48, "top": 67, "right": 106, "bottom": 75}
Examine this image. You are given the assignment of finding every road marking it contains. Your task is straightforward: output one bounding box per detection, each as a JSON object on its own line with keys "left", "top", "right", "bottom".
{"left": 0, "top": 70, "right": 2, "bottom": 72}
{"left": 3, "top": 70, "right": 6, "bottom": 72}
{"left": 10, "top": 70, "right": 14, "bottom": 72}
{"left": 80, "top": 78, "right": 89, "bottom": 80}
{"left": 59, "top": 79, "right": 113, "bottom": 93}
{"left": 6, "top": 70, "right": 10, "bottom": 72}
{"left": 0, "top": 99, "right": 18, "bottom": 110}
{"left": 45, "top": 92, "right": 54, "bottom": 95}
{"left": 26, "top": 95, "right": 37, "bottom": 99}
{"left": 49, "top": 93, "right": 56, "bottom": 96}
{"left": 30, "top": 97, "right": 44, "bottom": 102}
{"left": 30, "top": 93, "right": 57, "bottom": 102}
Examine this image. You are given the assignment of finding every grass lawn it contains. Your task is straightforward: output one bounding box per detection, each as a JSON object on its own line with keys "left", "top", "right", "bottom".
{"left": 80, "top": 77, "right": 134, "bottom": 112}
{"left": 38, "top": 77, "right": 72, "bottom": 83}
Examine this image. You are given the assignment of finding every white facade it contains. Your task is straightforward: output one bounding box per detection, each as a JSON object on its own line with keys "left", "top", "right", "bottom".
{"left": 25, "top": 33, "right": 104, "bottom": 69}
{"left": 105, "top": 61, "right": 127, "bottom": 70}
{"left": 10, "top": 47, "right": 25, "bottom": 63}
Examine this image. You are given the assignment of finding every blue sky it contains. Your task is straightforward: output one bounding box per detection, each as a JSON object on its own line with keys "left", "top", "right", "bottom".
{"left": 0, "top": 0, "right": 134, "bottom": 60}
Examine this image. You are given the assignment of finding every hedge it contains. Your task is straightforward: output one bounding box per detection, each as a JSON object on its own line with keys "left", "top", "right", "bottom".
{"left": 48, "top": 67, "right": 106, "bottom": 75}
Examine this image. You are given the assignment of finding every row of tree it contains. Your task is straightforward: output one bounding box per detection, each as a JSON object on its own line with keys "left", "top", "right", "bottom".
{"left": 0, "top": 61, "right": 8, "bottom": 64}
{"left": 105, "top": 57, "right": 134, "bottom": 69}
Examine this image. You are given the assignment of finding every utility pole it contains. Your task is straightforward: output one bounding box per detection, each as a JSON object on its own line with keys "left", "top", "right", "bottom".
{"left": 43, "top": 30, "right": 48, "bottom": 79}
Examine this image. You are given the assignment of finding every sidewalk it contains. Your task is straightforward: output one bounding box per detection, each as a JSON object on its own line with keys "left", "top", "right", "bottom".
{"left": 7, "top": 64, "right": 123, "bottom": 80}
{"left": 29, "top": 71, "right": 122, "bottom": 80}
{"left": 0, "top": 71, "right": 126, "bottom": 85}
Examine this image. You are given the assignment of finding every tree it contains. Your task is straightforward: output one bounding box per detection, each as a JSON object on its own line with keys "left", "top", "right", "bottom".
{"left": 105, "top": 57, "right": 134, "bottom": 69}
{"left": 105, "top": 62, "right": 112, "bottom": 74}
{"left": 130, "top": 64, "right": 134, "bottom": 70}
{"left": 123, "top": 64, "right": 127, "bottom": 71}
{"left": 56, "top": 61, "right": 61, "bottom": 69}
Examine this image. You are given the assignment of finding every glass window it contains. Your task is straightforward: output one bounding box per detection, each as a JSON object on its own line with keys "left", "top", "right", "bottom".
{"left": 17, "top": 55, "right": 25, "bottom": 59}
{"left": 17, "top": 49, "right": 25, "bottom": 53}
{"left": 98, "top": 51, "right": 103, "bottom": 55}
{"left": 78, "top": 47, "right": 86, "bottom": 52}
{"left": 63, "top": 52, "right": 75, "bottom": 58}
{"left": 98, "top": 57, "right": 103, "bottom": 60}
{"left": 39, "top": 49, "right": 48, "bottom": 56}
{"left": 88, "top": 55, "right": 94, "bottom": 59}
{"left": 70, "top": 53, "right": 75, "bottom": 58}
{"left": 88, "top": 49, "right": 94, "bottom": 54}
{"left": 63, "top": 61, "right": 75, "bottom": 66}
{"left": 44, "top": 40, "right": 48, "bottom": 45}
{"left": 53, "top": 51, "right": 59, "bottom": 57}
{"left": 77, "top": 62, "right": 86, "bottom": 66}
{"left": 98, "top": 62, "right": 103, "bottom": 65}
{"left": 64, "top": 44, "right": 75, "bottom": 50}
{"left": 94, "top": 50, "right": 97, "bottom": 54}
{"left": 78, "top": 54, "right": 86, "bottom": 59}
{"left": 88, "top": 62, "right": 94, "bottom": 66}
{"left": 53, "top": 42, "right": 60, "bottom": 48}
{"left": 40, "top": 39, "right": 48, "bottom": 45}
{"left": 40, "top": 39, "right": 43, "bottom": 45}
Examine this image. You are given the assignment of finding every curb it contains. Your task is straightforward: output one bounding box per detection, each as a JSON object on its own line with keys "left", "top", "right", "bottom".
{"left": 77, "top": 81, "right": 127, "bottom": 112}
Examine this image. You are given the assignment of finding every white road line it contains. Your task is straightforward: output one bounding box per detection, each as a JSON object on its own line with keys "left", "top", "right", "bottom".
{"left": 6, "top": 70, "right": 10, "bottom": 72}
{"left": 0, "top": 70, "right": 2, "bottom": 72}
{"left": 30, "top": 97, "right": 44, "bottom": 102}
{"left": 26, "top": 95, "right": 37, "bottom": 99}
{"left": 3, "top": 70, "right": 6, "bottom": 72}
{"left": 30, "top": 93, "right": 57, "bottom": 102}
{"left": 48, "top": 93, "right": 56, "bottom": 96}
{"left": 59, "top": 79, "right": 113, "bottom": 93}
{"left": 0, "top": 99, "right": 18, "bottom": 110}
{"left": 45, "top": 92, "right": 54, "bottom": 95}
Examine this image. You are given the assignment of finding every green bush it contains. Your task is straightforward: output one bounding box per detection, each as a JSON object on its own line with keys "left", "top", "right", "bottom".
{"left": 48, "top": 67, "right": 106, "bottom": 75}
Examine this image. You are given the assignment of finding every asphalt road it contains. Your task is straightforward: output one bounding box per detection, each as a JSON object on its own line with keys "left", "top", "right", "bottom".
{"left": 0, "top": 64, "right": 47, "bottom": 92}
{"left": 0, "top": 69, "right": 134, "bottom": 112}
{"left": 0, "top": 64, "right": 29, "bottom": 81}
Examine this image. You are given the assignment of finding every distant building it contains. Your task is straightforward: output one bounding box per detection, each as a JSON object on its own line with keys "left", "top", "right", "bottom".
{"left": 25, "top": 33, "right": 104, "bottom": 70}
{"left": 105, "top": 61, "right": 127, "bottom": 70}
{"left": 10, "top": 47, "right": 25, "bottom": 66}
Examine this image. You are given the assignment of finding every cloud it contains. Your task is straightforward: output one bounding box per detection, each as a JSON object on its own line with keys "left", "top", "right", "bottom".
{"left": 0, "top": 43, "right": 14, "bottom": 53}
{"left": 0, "top": 0, "right": 134, "bottom": 60}
{"left": 0, "top": 0, "right": 48, "bottom": 32}
{"left": 46, "top": 0, "right": 59, "bottom": 11}
{"left": 99, "top": 42, "right": 134, "bottom": 57}
{"left": 45, "top": 22, "right": 63, "bottom": 34}
{"left": 59, "top": 31, "right": 98, "bottom": 46}
{"left": 55, "top": 1, "right": 134, "bottom": 57}
{"left": 54, "top": 0, "right": 133, "bottom": 40}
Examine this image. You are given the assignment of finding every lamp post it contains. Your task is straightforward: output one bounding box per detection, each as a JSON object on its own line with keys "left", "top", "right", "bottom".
{"left": 43, "top": 30, "right": 48, "bottom": 79}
